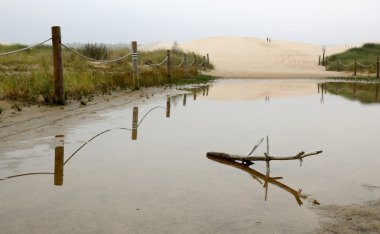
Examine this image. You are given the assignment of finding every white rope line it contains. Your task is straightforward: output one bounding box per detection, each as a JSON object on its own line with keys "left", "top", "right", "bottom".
{"left": 145, "top": 56, "right": 168, "bottom": 67}
{"left": 61, "top": 44, "right": 132, "bottom": 63}
{"left": 356, "top": 61, "right": 377, "bottom": 68}
{"left": 338, "top": 60, "right": 355, "bottom": 67}
{"left": 186, "top": 58, "right": 195, "bottom": 67}
{"left": 0, "top": 38, "right": 52, "bottom": 57}
{"left": 198, "top": 58, "right": 205, "bottom": 66}
{"left": 176, "top": 57, "right": 185, "bottom": 67}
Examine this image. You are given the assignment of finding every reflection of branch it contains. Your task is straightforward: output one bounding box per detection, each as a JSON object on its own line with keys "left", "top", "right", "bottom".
{"left": 0, "top": 172, "right": 54, "bottom": 181}
{"left": 206, "top": 151, "right": 322, "bottom": 162}
{"left": 207, "top": 155, "right": 305, "bottom": 206}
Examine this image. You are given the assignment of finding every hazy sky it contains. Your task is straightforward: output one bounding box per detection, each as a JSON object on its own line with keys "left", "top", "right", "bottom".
{"left": 1, "top": 0, "right": 379, "bottom": 45}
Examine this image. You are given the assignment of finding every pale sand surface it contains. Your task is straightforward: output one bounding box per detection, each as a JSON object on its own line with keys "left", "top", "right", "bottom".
{"left": 144, "top": 36, "right": 351, "bottom": 78}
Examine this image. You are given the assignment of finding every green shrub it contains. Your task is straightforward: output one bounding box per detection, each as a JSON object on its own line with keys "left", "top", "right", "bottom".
{"left": 78, "top": 43, "right": 110, "bottom": 60}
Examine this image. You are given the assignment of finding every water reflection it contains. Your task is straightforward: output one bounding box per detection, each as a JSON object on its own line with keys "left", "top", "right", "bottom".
{"left": 320, "top": 81, "right": 380, "bottom": 104}
{"left": 207, "top": 155, "right": 313, "bottom": 206}
{"left": 1, "top": 86, "right": 211, "bottom": 186}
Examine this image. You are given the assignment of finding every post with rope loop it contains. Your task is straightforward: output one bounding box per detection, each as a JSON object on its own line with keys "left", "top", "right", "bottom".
{"left": 377, "top": 57, "right": 379, "bottom": 79}
{"left": 354, "top": 58, "right": 357, "bottom": 76}
{"left": 203, "top": 56, "right": 206, "bottom": 71}
{"left": 184, "top": 54, "right": 188, "bottom": 78}
{"left": 131, "top": 41, "right": 139, "bottom": 90}
{"left": 52, "top": 26, "right": 64, "bottom": 105}
{"left": 166, "top": 50, "right": 171, "bottom": 82}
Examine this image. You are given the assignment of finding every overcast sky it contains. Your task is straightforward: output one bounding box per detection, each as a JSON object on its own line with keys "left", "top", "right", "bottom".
{"left": 1, "top": 0, "right": 379, "bottom": 45}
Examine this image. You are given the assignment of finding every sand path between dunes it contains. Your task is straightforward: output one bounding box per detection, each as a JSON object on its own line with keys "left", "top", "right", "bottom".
{"left": 178, "top": 36, "right": 350, "bottom": 78}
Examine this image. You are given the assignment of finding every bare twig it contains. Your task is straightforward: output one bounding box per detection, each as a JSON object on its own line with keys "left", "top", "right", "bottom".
{"left": 206, "top": 150, "right": 323, "bottom": 162}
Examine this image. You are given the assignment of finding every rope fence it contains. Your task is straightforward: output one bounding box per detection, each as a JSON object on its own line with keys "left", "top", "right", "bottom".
{"left": 0, "top": 90, "right": 209, "bottom": 184}
{"left": 321, "top": 56, "right": 380, "bottom": 78}
{"left": 0, "top": 26, "right": 211, "bottom": 105}
{"left": 0, "top": 38, "right": 52, "bottom": 57}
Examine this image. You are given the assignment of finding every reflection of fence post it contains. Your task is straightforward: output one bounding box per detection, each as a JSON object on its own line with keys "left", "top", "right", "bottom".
{"left": 132, "top": 107, "right": 138, "bottom": 140}
{"left": 132, "top": 41, "right": 139, "bottom": 90}
{"left": 54, "top": 135, "right": 64, "bottom": 186}
{"left": 318, "top": 84, "right": 320, "bottom": 94}
{"left": 184, "top": 54, "right": 188, "bottom": 78}
{"left": 167, "top": 50, "right": 171, "bottom": 82}
{"left": 354, "top": 58, "right": 357, "bottom": 76}
{"left": 353, "top": 78, "right": 357, "bottom": 96}
{"left": 193, "top": 93, "right": 197, "bottom": 100}
{"left": 166, "top": 96, "right": 170, "bottom": 118}
{"left": 376, "top": 82, "right": 379, "bottom": 100}
{"left": 377, "top": 57, "right": 379, "bottom": 78}
{"left": 203, "top": 56, "right": 206, "bottom": 71}
{"left": 183, "top": 94, "right": 187, "bottom": 106}
{"left": 52, "top": 26, "right": 64, "bottom": 105}
{"left": 206, "top": 86, "right": 209, "bottom": 96}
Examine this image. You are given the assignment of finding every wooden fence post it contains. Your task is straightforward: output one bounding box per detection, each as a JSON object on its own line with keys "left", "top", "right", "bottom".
{"left": 184, "top": 54, "right": 188, "bottom": 78}
{"left": 132, "top": 107, "right": 138, "bottom": 140}
{"left": 193, "top": 52, "right": 196, "bottom": 70}
{"left": 354, "top": 58, "right": 357, "bottom": 76}
{"left": 166, "top": 96, "right": 171, "bottom": 118}
{"left": 318, "top": 55, "right": 321, "bottom": 65}
{"left": 322, "top": 52, "right": 325, "bottom": 66}
{"left": 167, "top": 50, "right": 171, "bottom": 82}
{"left": 54, "top": 135, "right": 64, "bottom": 186}
{"left": 207, "top": 53, "right": 210, "bottom": 67}
{"left": 131, "top": 41, "right": 139, "bottom": 90}
{"left": 203, "top": 56, "right": 206, "bottom": 71}
{"left": 336, "top": 59, "right": 340, "bottom": 72}
{"left": 377, "top": 57, "right": 379, "bottom": 78}
{"left": 52, "top": 26, "right": 64, "bottom": 105}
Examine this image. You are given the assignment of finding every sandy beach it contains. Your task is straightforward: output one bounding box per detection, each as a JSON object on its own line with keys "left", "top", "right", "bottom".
{"left": 145, "top": 36, "right": 350, "bottom": 78}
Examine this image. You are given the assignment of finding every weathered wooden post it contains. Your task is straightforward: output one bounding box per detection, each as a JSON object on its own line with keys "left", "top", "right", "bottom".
{"left": 322, "top": 46, "right": 326, "bottom": 66}
{"left": 131, "top": 41, "right": 139, "bottom": 90}
{"left": 336, "top": 59, "right": 340, "bottom": 72}
{"left": 206, "top": 86, "right": 209, "bottom": 96}
{"left": 193, "top": 52, "right": 196, "bottom": 71}
{"left": 193, "top": 92, "right": 197, "bottom": 100}
{"left": 132, "top": 107, "right": 138, "bottom": 140}
{"left": 183, "top": 94, "right": 187, "bottom": 106}
{"left": 377, "top": 57, "right": 379, "bottom": 78}
{"left": 184, "top": 54, "right": 188, "bottom": 78}
{"left": 354, "top": 58, "right": 357, "bottom": 76}
{"left": 318, "top": 55, "right": 321, "bottom": 65}
{"left": 54, "top": 135, "right": 64, "bottom": 186}
{"left": 52, "top": 26, "right": 64, "bottom": 105}
{"left": 207, "top": 53, "right": 210, "bottom": 67}
{"left": 166, "top": 96, "right": 171, "bottom": 118}
{"left": 203, "top": 56, "right": 206, "bottom": 71}
{"left": 166, "top": 50, "right": 171, "bottom": 82}
{"left": 318, "top": 84, "right": 320, "bottom": 94}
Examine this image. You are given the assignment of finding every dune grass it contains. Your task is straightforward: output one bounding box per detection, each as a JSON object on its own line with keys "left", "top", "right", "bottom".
{"left": 0, "top": 43, "right": 214, "bottom": 102}
{"left": 326, "top": 43, "right": 380, "bottom": 74}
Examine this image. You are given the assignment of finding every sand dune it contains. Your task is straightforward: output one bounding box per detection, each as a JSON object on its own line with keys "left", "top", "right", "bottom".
{"left": 177, "top": 36, "right": 348, "bottom": 78}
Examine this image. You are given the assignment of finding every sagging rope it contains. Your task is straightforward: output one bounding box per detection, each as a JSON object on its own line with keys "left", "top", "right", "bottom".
{"left": 0, "top": 38, "right": 52, "bottom": 57}
{"left": 0, "top": 172, "right": 54, "bottom": 182}
{"left": 198, "top": 58, "right": 205, "bottom": 66}
{"left": 144, "top": 56, "right": 168, "bottom": 67}
{"left": 338, "top": 60, "right": 355, "bottom": 67}
{"left": 61, "top": 44, "right": 132, "bottom": 63}
{"left": 356, "top": 61, "right": 377, "bottom": 68}
{"left": 176, "top": 57, "right": 185, "bottom": 67}
{"left": 186, "top": 58, "right": 195, "bottom": 67}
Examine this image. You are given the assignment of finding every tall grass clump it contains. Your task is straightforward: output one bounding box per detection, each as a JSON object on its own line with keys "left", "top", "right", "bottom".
{"left": 78, "top": 43, "right": 110, "bottom": 60}
{"left": 326, "top": 43, "right": 380, "bottom": 73}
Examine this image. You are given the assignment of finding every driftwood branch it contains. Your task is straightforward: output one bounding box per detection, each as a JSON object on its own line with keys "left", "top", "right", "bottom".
{"left": 206, "top": 150, "right": 322, "bottom": 162}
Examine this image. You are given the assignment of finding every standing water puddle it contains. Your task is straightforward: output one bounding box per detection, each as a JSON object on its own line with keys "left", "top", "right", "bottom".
{"left": 1, "top": 79, "right": 380, "bottom": 233}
